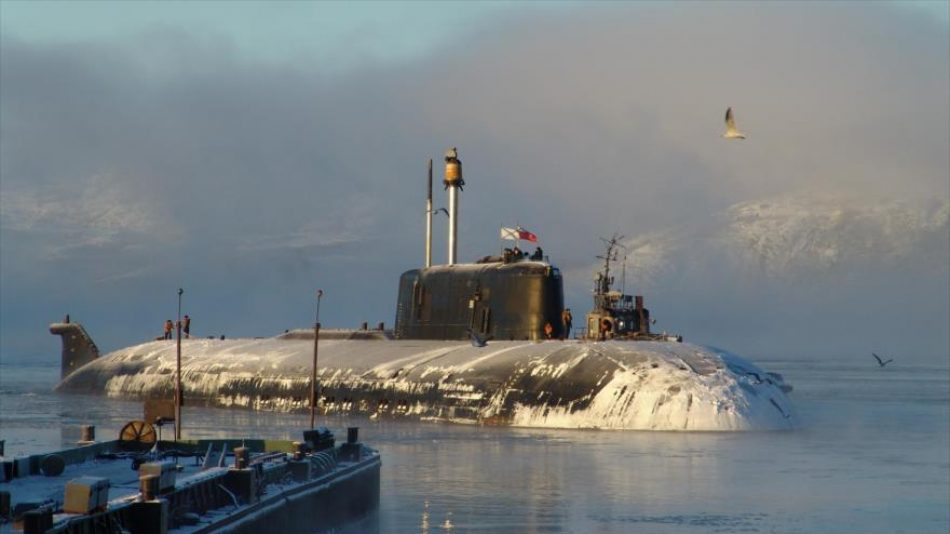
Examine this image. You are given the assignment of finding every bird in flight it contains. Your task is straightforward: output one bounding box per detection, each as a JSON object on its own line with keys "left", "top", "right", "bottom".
{"left": 722, "top": 107, "right": 746, "bottom": 139}
{"left": 872, "top": 353, "right": 894, "bottom": 368}
{"left": 433, "top": 207, "right": 449, "bottom": 217}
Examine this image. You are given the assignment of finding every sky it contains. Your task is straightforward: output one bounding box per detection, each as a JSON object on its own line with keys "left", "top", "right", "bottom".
{"left": 1, "top": 1, "right": 948, "bottom": 364}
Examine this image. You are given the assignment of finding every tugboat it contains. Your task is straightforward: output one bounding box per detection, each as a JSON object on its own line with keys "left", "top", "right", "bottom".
{"left": 52, "top": 149, "right": 795, "bottom": 431}
{"left": 583, "top": 234, "right": 680, "bottom": 342}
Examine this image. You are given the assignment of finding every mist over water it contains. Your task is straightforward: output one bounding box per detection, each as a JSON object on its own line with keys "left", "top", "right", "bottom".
{"left": 2, "top": 2, "right": 947, "bottom": 365}
{"left": 2, "top": 356, "right": 947, "bottom": 533}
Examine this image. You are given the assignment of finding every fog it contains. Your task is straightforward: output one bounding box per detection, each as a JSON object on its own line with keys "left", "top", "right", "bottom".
{"left": 1, "top": 2, "right": 947, "bottom": 363}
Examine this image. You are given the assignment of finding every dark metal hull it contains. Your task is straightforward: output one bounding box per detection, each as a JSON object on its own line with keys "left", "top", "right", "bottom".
{"left": 55, "top": 335, "right": 796, "bottom": 431}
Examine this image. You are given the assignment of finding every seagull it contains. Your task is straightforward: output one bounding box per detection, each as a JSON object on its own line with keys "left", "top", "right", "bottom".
{"left": 872, "top": 353, "right": 894, "bottom": 368}
{"left": 467, "top": 328, "right": 488, "bottom": 348}
{"left": 432, "top": 207, "right": 449, "bottom": 217}
{"left": 722, "top": 107, "right": 746, "bottom": 139}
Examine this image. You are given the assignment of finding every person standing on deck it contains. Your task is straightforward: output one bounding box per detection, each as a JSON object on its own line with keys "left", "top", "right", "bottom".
{"left": 183, "top": 315, "right": 191, "bottom": 338}
{"left": 163, "top": 319, "right": 174, "bottom": 340}
{"left": 561, "top": 308, "right": 573, "bottom": 340}
{"left": 603, "top": 318, "right": 613, "bottom": 340}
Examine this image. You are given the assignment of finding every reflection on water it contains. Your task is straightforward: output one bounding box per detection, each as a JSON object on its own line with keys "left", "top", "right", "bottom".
{"left": 1, "top": 359, "right": 947, "bottom": 533}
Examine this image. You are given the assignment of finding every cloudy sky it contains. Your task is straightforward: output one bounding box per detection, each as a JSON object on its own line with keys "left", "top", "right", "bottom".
{"left": 2, "top": 1, "right": 948, "bottom": 363}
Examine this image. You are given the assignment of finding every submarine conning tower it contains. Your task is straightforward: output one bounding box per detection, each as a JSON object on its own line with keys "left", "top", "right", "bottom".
{"left": 396, "top": 148, "right": 565, "bottom": 341}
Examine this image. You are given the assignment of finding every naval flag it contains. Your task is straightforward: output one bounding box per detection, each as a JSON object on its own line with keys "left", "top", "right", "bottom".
{"left": 500, "top": 226, "right": 538, "bottom": 243}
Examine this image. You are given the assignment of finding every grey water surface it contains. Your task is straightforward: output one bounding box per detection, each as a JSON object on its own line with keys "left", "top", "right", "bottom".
{"left": 1, "top": 356, "right": 947, "bottom": 533}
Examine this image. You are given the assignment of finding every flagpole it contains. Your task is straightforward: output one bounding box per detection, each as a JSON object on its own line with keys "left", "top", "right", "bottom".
{"left": 500, "top": 223, "right": 505, "bottom": 256}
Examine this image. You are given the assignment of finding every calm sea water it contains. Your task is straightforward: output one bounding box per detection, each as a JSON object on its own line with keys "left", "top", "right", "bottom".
{"left": 1, "top": 356, "right": 948, "bottom": 533}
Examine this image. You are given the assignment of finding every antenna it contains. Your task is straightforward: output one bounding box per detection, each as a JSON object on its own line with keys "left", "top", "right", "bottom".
{"left": 621, "top": 254, "right": 627, "bottom": 295}
{"left": 595, "top": 233, "right": 624, "bottom": 295}
{"left": 425, "top": 159, "right": 433, "bottom": 268}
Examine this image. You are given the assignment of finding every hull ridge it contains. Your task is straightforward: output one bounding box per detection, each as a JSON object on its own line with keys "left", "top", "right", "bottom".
{"left": 56, "top": 334, "right": 795, "bottom": 431}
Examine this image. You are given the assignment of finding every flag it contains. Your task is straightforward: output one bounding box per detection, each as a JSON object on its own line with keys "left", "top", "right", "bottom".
{"left": 500, "top": 226, "right": 538, "bottom": 243}
{"left": 518, "top": 228, "right": 538, "bottom": 243}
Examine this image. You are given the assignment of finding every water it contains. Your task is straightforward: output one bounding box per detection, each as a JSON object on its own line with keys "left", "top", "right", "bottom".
{"left": 1, "top": 356, "right": 948, "bottom": 533}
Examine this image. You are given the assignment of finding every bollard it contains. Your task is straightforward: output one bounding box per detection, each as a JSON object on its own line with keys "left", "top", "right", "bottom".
{"left": 292, "top": 441, "right": 305, "bottom": 461}
{"left": 340, "top": 427, "right": 362, "bottom": 461}
{"left": 139, "top": 474, "right": 159, "bottom": 501}
{"left": 233, "top": 447, "right": 249, "bottom": 470}
{"left": 80, "top": 425, "right": 95, "bottom": 443}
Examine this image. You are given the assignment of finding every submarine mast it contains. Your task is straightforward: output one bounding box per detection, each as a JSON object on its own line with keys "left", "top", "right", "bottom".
{"left": 444, "top": 148, "right": 463, "bottom": 265}
{"left": 425, "top": 158, "right": 433, "bottom": 268}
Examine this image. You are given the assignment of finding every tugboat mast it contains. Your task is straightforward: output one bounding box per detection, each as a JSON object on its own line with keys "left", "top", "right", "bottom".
{"left": 594, "top": 234, "right": 624, "bottom": 300}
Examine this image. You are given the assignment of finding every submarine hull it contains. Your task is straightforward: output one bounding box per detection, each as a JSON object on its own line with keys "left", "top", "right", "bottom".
{"left": 55, "top": 334, "right": 795, "bottom": 431}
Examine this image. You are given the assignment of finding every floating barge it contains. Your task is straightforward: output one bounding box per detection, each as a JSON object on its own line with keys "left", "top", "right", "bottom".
{"left": 0, "top": 426, "right": 380, "bottom": 533}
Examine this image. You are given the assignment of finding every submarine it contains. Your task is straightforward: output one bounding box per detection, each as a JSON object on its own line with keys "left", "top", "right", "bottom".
{"left": 53, "top": 149, "right": 795, "bottom": 431}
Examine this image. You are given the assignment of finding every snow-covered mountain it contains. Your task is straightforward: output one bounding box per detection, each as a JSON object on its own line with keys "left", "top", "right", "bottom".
{"left": 568, "top": 193, "right": 949, "bottom": 359}
{"left": 617, "top": 194, "right": 949, "bottom": 287}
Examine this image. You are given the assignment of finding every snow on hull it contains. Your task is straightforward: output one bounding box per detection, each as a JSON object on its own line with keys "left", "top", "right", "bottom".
{"left": 56, "top": 338, "right": 795, "bottom": 431}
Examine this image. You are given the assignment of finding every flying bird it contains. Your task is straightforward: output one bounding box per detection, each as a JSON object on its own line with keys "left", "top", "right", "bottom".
{"left": 722, "top": 107, "right": 746, "bottom": 139}
{"left": 433, "top": 207, "right": 449, "bottom": 217}
{"left": 872, "top": 353, "right": 894, "bottom": 368}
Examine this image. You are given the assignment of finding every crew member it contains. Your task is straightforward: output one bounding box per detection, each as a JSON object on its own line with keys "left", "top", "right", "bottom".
{"left": 163, "top": 319, "right": 174, "bottom": 340}
{"left": 561, "top": 308, "right": 573, "bottom": 340}
{"left": 599, "top": 318, "right": 612, "bottom": 341}
{"left": 183, "top": 315, "right": 191, "bottom": 338}
{"left": 543, "top": 321, "right": 554, "bottom": 339}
